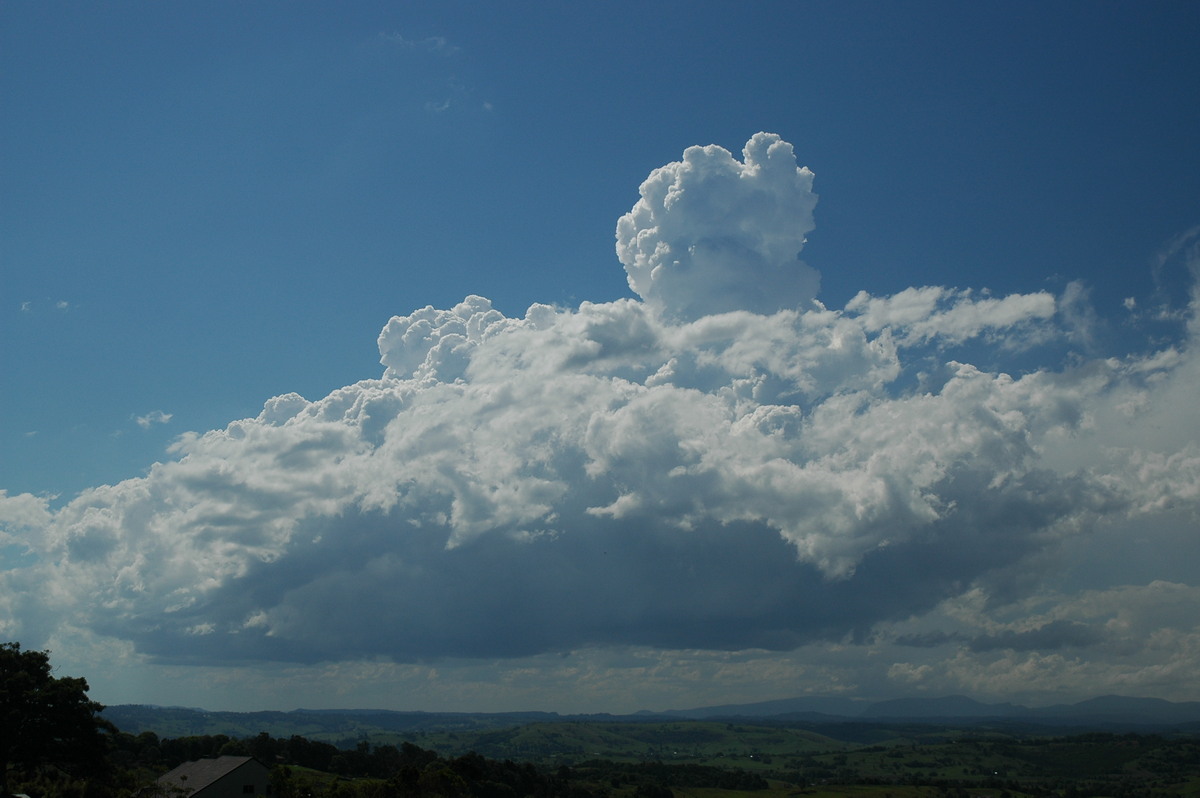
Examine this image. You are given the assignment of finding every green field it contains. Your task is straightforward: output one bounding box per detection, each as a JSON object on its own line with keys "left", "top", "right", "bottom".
{"left": 406, "top": 720, "right": 850, "bottom": 765}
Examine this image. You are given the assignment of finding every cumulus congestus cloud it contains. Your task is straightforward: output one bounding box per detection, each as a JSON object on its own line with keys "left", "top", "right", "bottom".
{"left": 2, "top": 134, "right": 1198, "bottom": 671}
{"left": 616, "top": 132, "right": 820, "bottom": 321}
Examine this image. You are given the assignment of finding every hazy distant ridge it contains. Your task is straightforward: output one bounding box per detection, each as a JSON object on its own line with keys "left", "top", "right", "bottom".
{"left": 103, "top": 694, "right": 1200, "bottom": 742}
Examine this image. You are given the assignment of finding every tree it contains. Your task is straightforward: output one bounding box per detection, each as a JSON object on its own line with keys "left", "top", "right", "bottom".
{"left": 0, "top": 642, "right": 113, "bottom": 795}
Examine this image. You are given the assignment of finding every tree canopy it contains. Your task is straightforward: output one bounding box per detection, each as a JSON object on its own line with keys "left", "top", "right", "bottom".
{"left": 1, "top": 642, "right": 113, "bottom": 794}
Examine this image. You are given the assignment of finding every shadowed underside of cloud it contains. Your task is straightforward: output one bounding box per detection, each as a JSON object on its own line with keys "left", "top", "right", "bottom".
{"left": 2, "top": 134, "right": 1199, "bottom": 672}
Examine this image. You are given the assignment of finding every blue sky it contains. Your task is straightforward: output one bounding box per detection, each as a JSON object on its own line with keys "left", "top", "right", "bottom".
{"left": 3, "top": 1, "right": 1200, "bottom": 713}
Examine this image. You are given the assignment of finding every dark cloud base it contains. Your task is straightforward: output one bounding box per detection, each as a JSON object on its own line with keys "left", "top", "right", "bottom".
{"left": 120, "top": 462, "right": 1083, "bottom": 667}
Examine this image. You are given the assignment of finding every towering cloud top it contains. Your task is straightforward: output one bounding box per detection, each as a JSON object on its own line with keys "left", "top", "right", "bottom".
{"left": 616, "top": 133, "right": 820, "bottom": 320}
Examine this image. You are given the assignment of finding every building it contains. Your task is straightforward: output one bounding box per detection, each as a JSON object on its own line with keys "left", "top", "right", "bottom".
{"left": 156, "top": 756, "right": 271, "bottom": 798}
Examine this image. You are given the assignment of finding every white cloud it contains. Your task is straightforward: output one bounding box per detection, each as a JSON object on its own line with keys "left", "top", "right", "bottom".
{"left": 1, "top": 135, "right": 1198, "bottom": 709}
{"left": 845, "top": 286, "right": 1057, "bottom": 347}
{"left": 134, "top": 410, "right": 173, "bottom": 429}
{"left": 0, "top": 491, "right": 52, "bottom": 543}
{"left": 616, "top": 133, "right": 821, "bottom": 321}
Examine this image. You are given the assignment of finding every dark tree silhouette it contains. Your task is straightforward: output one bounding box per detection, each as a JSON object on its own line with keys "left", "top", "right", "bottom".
{"left": 0, "top": 642, "right": 113, "bottom": 794}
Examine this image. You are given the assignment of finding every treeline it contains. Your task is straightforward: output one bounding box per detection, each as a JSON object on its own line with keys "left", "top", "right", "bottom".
{"left": 109, "top": 729, "right": 441, "bottom": 777}
{"left": 102, "top": 730, "right": 768, "bottom": 798}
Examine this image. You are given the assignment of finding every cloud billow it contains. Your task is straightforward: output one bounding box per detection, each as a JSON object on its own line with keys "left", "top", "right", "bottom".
{"left": 616, "top": 133, "right": 821, "bottom": 321}
{"left": 2, "top": 134, "right": 1197, "bottom": 673}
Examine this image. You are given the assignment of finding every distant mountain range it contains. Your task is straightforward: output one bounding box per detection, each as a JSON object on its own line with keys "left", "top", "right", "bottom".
{"left": 102, "top": 694, "right": 1200, "bottom": 742}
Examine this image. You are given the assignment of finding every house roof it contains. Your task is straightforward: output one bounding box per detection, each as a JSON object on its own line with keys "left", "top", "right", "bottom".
{"left": 157, "top": 756, "right": 265, "bottom": 796}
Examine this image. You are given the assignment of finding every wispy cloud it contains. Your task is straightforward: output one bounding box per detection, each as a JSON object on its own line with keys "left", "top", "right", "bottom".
{"left": 378, "top": 31, "right": 460, "bottom": 56}
{"left": 968, "top": 620, "right": 1106, "bottom": 653}
{"left": 134, "top": 410, "right": 173, "bottom": 429}
{"left": 374, "top": 32, "right": 487, "bottom": 116}
{"left": 16, "top": 299, "right": 72, "bottom": 313}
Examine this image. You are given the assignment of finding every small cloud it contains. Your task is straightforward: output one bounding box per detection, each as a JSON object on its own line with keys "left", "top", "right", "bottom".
{"left": 893, "top": 631, "right": 966, "bottom": 648}
{"left": 55, "top": 300, "right": 70, "bottom": 311}
{"left": 1058, "top": 280, "right": 1100, "bottom": 348}
{"left": 243, "top": 611, "right": 269, "bottom": 630}
{"left": 888, "top": 662, "right": 933, "bottom": 683}
{"left": 135, "top": 410, "right": 173, "bottom": 430}
{"left": 20, "top": 301, "right": 31, "bottom": 312}
{"left": 423, "top": 78, "right": 484, "bottom": 116}
{"left": 969, "top": 620, "right": 1104, "bottom": 653}
{"left": 379, "top": 32, "right": 460, "bottom": 56}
